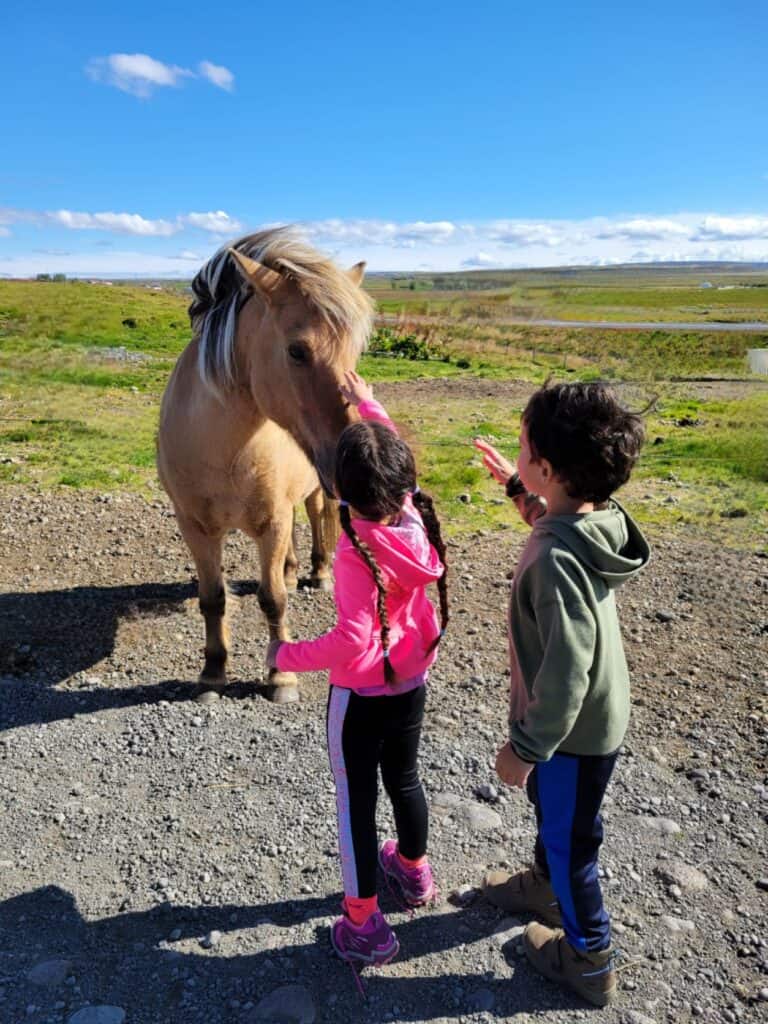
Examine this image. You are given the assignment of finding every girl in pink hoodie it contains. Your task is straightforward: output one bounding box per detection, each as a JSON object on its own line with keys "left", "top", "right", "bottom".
{"left": 267, "top": 370, "right": 448, "bottom": 971}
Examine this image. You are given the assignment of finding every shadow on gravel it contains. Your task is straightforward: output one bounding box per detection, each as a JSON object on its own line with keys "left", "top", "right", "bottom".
{"left": 0, "top": 578, "right": 290, "bottom": 733}
{"left": 1, "top": 885, "right": 583, "bottom": 1022}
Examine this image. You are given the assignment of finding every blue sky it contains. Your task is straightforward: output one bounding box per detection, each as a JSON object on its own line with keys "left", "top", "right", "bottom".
{"left": 1, "top": 1, "right": 767, "bottom": 275}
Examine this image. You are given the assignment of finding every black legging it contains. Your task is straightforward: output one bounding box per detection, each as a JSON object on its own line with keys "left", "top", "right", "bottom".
{"left": 326, "top": 684, "right": 428, "bottom": 900}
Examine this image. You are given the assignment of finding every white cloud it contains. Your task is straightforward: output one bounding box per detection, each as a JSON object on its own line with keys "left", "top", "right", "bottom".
{"left": 183, "top": 211, "right": 243, "bottom": 235}
{"left": 304, "top": 219, "right": 457, "bottom": 247}
{"left": 461, "top": 252, "right": 502, "bottom": 268}
{"left": 485, "top": 221, "right": 561, "bottom": 247}
{"left": 47, "top": 210, "right": 179, "bottom": 237}
{"left": 0, "top": 227, "right": 10, "bottom": 238}
{"left": 86, "top": 53, "right": 194, "bottom": 98}
{"left": 596, "top": 218, "right": 691, "bottom": 241}
{"left": 178, "top": 249, "right": 204, "bottom": 260}
{"left": 198, "top": 61, "right": 235, "bottom": 91}
{"left": 694, "top": 215, "right": 768, "bottom": 241}
{"left": 86, "top": 54, "right": 235, "bottom": 98}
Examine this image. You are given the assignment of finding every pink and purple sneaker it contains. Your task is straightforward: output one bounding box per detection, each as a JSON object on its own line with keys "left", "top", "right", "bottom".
{"left": 330, "top": 909, "right": 400, "bottom": 967}
{"left": 378, "top": 840, "right": 437, "bottom": 907}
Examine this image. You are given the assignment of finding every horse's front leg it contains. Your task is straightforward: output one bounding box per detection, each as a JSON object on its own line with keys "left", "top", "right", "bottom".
{"left": 252, "top": 515, "right": 299, "bottom": 704}
{"left": 176, "top": 515, "right": 229, "bottom": 685}
{"left": 305, "top": 486, "right": 335, "bottom": 591}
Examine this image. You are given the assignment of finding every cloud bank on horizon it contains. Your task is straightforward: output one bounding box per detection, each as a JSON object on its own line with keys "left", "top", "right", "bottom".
{"left": 2, "top": 210, "right": 768, "bottom": 278}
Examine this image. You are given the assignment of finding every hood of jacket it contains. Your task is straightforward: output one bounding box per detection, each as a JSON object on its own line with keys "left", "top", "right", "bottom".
{"left": 342, "top": 505, "right": 444, "bottom": 591}
{"left": 533, "top": 498, "right": 650, "bottom": 589}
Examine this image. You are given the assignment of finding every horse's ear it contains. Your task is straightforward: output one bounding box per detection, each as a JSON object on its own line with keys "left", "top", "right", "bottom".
{"left": 229, "top": 249, "right": 282, "bottom": 297}
{"left": 347, "top": 261, "right": 366, "bottom": 287}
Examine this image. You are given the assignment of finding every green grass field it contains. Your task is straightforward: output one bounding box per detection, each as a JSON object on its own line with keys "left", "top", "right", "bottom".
{"left": 1, "top": 277, "right": 766, "bottom": 547}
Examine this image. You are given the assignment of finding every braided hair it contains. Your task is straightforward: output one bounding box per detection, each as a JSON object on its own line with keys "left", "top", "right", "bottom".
{"left": 335, "top": 419, "right": 448, "bottom": 684}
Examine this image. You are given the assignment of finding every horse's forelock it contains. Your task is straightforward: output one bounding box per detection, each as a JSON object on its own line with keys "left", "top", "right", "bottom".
{"left": 193, "top": 227, "right": 373, "bottom": 397}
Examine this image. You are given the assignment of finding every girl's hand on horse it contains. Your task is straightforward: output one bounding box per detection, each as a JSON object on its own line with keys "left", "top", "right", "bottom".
{"left": 340, "top": 369, "right": 374, "bottom": 407}
{"left": 474, "top": 437, "right": 516, "bottom": 487}
{"left": 266, "top": 639, "right": 283, "bottom": 670}
{"left": 495, "top": 741, "right": 533, "bottom": 789}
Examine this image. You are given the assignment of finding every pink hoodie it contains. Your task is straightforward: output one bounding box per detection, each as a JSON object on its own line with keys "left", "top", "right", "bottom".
{"left": 275, "top": 399, "right": 444, "bottom": 690}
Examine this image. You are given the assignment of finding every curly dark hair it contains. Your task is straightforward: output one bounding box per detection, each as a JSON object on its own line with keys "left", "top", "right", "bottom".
{"left": 335, "top": 420, "right": 448, "bottom": 684}
{"left": 523, "top": 382, "right": 645, "bottom": 503}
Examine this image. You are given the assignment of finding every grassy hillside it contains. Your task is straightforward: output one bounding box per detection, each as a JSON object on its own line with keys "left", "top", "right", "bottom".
{"left": 1, "top": 278, "right": 766, "bottom": 546}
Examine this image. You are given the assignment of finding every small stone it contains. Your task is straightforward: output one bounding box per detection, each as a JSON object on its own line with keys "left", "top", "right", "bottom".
{"left": 458, "top": 493, "right": 472, "bottom": 504}
{"left": 622, "top": 1012, "right": 656, "bottom": 1024}
{"left": 657, "top": 860, "right": 709, "bottom": 892}
{"left": 194, "top": 689, "right": 221, "bottom": 704}
{"left": 660, "top": 915, "right": 696, "bottom": 936}
{"left": 476, "top": 783, "right": 498, "bottom": 802}
{"left": 27, "top": 959, "right": 72, "bottom": 988}
{"left": 67, "top": 1008, "right": 126, "bottom": 1024}
{"left": 757, "top": 987, "right": 768, "bottom": 1002}
{"left": 249, "top": 983, "right": 315, "bottom": 1023}
{"left": 642, "top": 817, "right": 681, "bottom": 835}
{"left": 449, "top": 885, "right": 478, "bottom": 907}
{"left": 756, "top": 878, "right": 768, "bottom": 892}
{"left": 491, "top": 916, "right": 525, "bottom": 946}
{"left": 169, "top": 928, "right": 182, "bottom": 941}
{"left": 655, "top": 610, "right": 676, "bottom": 623}
{"left": 200, "top": 930, "right": 222, "bottom": 949}
{"left": 469, "top": 988, "right": 495, "bottom": 1012}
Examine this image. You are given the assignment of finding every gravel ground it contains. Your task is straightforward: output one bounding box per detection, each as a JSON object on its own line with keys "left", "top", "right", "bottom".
{"left": 1, "top": 482, "right": 766, "bottom": 1024}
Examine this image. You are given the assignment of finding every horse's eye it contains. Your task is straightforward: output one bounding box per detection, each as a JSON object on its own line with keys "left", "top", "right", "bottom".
{"left": 288, "top": 343, "right": 309, "bottom": 365}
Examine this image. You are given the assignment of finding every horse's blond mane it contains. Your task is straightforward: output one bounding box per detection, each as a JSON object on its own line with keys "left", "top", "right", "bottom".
{"left": 190, "top": 226, "right": 374, "bottom": 396}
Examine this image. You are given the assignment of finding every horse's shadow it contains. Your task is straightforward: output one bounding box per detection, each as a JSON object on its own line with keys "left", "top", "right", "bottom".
{"left": 1, "top": 884, "right": 583, "bottom": 1021}
{"left": 0, "top": 578, "right": 281, "bottom": 733}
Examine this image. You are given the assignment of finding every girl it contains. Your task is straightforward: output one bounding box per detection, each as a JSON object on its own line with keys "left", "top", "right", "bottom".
{"left": 266, "top": 370, "right": 448, "bottom": 969}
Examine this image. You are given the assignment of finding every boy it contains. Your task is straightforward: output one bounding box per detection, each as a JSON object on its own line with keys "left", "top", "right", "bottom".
{"left": 474, "top": 382, "right": 650, "bottom": 1007}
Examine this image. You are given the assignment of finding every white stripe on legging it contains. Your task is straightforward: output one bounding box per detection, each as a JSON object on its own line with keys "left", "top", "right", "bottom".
{"left": 327, "top": 686, "right": 358, "bottom": 897}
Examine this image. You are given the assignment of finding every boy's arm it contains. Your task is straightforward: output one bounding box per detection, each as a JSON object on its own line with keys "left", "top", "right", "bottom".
{"left": 506, "top": 473, "right": 548, "bottom": 527}
{"left": 474, "top": 438, "right": 546, "bottom": 527}
{"left": 509, "top": 563, "right": 596, "bottom": 762}
{"left": 275, "top": 551, "right": 377, "bottom": 673}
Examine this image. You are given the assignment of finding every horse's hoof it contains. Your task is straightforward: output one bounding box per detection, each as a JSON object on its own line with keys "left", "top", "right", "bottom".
{"left": 268, "top": 684, "right": 300, "bottom": 704}
{"left": 309, "top": 576, "right": 333, "bottom": 592}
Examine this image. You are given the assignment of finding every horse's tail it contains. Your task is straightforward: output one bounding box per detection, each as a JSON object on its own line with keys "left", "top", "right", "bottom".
{"left": 320, "top": 494, "right": 340, "bottom": 556}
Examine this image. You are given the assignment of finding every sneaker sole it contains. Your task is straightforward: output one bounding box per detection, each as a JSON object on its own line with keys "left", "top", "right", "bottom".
{"left": 330, "top": 929, "right": 400, "bottom": 967}
{"left": 523, "top": 935, "right": 616, "bottom": 1007}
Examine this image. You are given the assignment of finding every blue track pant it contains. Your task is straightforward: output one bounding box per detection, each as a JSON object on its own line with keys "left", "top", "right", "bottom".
{"left": 526, "top": 750, "right": 618, "bottom": 952}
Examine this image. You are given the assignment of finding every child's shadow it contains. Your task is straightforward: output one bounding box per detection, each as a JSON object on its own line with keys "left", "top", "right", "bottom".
{"left": 3, "top": 884, "right": 589, "bottom": 1021}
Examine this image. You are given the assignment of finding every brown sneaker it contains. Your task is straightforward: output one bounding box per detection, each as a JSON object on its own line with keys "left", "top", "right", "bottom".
{"left": 481, "top": 864, "right": 562, "bottom": 927}
{"left": 523, "top": 921, "right": 617, "bottom": 1007}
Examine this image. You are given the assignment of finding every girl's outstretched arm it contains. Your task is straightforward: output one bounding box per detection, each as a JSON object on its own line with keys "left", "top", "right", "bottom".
{"left": 340, "top": 369, "right": 398, "bottom": 434}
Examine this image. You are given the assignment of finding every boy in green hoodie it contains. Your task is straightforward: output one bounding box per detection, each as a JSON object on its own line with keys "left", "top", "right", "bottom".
{"left": 474, "top": 382, "right": 650, "bottom": 1007}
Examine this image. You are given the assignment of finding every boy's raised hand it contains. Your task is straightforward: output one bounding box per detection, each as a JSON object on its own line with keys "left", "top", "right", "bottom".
{"left": 340, "top": 369, "right": 374, "bottom": 407}
{"left": 474, "top": 437, "right": 515, "bottom": 487}
{"left": 495, "top": 742, "right": 533, "bottom": 789}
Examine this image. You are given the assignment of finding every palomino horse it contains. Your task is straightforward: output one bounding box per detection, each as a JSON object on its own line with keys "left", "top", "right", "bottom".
{"left": 157, "top": 228, "right": 373, "bottom": 702}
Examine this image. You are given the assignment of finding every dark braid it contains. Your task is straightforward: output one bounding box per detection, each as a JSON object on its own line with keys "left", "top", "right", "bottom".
{"left": 412, "top": 489, "right": 449, "bottom": 653}
{"left": 339, "top": 503, "right": 397, "bottom": 685}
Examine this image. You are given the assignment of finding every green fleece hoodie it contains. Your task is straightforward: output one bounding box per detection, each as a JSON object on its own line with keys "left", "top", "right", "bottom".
{"left": 508, "top": 499, "right": 650, "bottom": 763}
